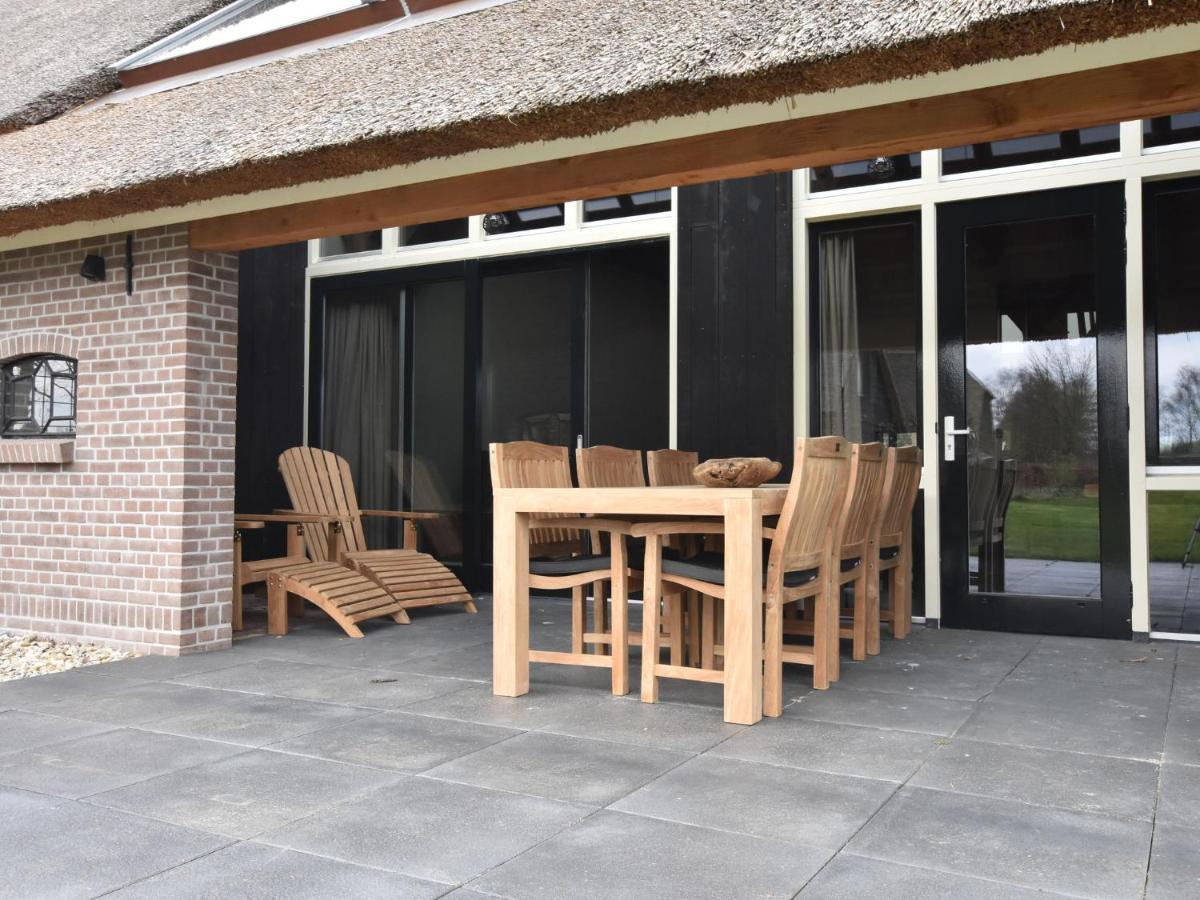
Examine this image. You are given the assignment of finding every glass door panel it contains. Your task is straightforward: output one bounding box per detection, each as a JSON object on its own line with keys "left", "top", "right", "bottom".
{"left": 938, "top": 184, "right": 1130, "bottom": 638}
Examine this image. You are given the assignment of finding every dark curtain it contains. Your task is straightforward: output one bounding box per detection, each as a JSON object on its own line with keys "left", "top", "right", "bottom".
{"left": 322, "top": 293, "right": 400, "bottom": 548}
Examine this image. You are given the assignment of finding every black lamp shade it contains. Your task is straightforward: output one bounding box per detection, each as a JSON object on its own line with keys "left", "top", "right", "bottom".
{"left": 80, "top": 254, "right": 106, "bottom": 282}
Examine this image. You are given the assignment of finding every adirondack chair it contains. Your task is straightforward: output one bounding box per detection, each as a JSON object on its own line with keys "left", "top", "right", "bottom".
{"left": 277, "top": 446, "right": 476, "bottom": 622}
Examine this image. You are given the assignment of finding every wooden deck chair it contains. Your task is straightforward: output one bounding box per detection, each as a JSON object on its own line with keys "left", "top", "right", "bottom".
{"left": 646, "top": 449, "right": 699, "bottom": 488}
{"left": 785, "top": 442, "right": 886, "bottom": 668}
{"left": 490, "top": 440, "right": 633, "bottom": 695}
{"left": 869, "top": 446, "right": 923, "bottom": 651}
{"left": 634, "top": 436, "right": 851, "bottom": 715}
{"left": 575, "top": 446, "right": 686, "bottom": 666}
{"left": 278, "top": 447, "right": 476, "bottom": 621}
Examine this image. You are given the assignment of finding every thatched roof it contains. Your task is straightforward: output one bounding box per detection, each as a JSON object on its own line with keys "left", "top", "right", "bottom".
{"left": 0, "top": 0, "right": 231, "bottom": 134}
{"left": 1, "top": 0, "right": 1197, "bottom": 237}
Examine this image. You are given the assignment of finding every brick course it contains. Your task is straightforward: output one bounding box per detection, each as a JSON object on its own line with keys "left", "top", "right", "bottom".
{"left": 0, "top": 226, "right": 238, "bottom": 655}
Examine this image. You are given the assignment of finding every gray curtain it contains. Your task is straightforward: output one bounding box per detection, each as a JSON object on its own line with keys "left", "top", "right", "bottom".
{"left": 322, "top": 295, "right": 400, "bottom": 547}
{"left": 819, "top": 233, "right": 863, "bottom": 442}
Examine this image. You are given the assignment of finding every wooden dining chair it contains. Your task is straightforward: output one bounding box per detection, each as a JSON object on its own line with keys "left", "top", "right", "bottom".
{"left": 784, "top": 441, "right": 886, "bottom": 670}
{"left": 646, "top": 449, "right": 699, "bottom": 488}
{"left": 575, "top": 445, "right": 687, "bottom": 666}
{"left": 490, "top": 440, "right": 633, "bottom": 694}
{"left": 869, "top": 446, "right": 923, "bottom": 652}
{"left": 633, "top": 436, "right": 851, "bottom": 716}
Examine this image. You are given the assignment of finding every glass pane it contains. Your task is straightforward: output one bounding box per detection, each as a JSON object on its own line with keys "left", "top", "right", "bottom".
{"left": 1148, "top": 492, "right": 1200, "bottom": 633}
{"left": 407, "top": 280, "right": 466, "bottom": 562}
{"left": 814, "top": 217, "right": 921, "bottom": 446}
{"left": 583, "top": 190, "right": 672, "bottom": 222}
{"left": 147, "top": 0, "right": 365, "bottom": 62}
{"left": 318, "top": 230, "right": 382, "bottom": 258}
{"left": 1149, "top": 186, "right": 1200, "bottom": 464}
{"left": 964, "top": 214, "right": 1100, "bottom": 597}
{"left": 321, "top": 291, "right": 401, "bottom": 548}
{"left": 809, "top": 154, "right": 920, "bottom": 193}
{"left": 481, "top": 206, "right": 565, "bottom": 236}
{"left": 942, "top": 126, "right": 1119, "bottom": 175}
{"left": 400, "top": 218, "right": 468, "bottom": 247}
{"left": 587, "top": 243, "right": 669, "bottom": 449}
{"left": 1144, "top": 112, "right": 1200, "bottom": 149}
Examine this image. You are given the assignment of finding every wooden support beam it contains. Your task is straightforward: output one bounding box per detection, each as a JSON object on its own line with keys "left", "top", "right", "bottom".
{"left": 191, "top": 49, "right": 1200, "bottom": 251}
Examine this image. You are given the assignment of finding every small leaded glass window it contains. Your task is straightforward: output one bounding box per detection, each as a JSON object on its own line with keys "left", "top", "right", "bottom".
{"left": 1, "top": 355, "right": 77, "bottom": 438}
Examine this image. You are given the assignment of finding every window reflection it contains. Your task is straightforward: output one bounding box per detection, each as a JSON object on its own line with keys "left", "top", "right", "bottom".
{"left": 942, "top": 126, "right": 1119, "bottom": 175}
{"left": 809, "top": 154, "right": 920, "bottom": 193}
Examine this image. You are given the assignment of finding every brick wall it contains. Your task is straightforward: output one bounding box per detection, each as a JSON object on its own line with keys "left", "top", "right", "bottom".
{"left": 0, "top": 226, "right": 239, "bottom": 655}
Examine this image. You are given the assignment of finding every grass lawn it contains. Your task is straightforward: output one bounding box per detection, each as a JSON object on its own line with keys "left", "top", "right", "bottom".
{"left": 1001, "top": 492, "right": 1200, "bottom": 563}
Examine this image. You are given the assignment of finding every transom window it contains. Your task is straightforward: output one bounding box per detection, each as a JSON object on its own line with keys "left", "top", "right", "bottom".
{"left": 1, "top": 355, "right": 77, "bottom": 438}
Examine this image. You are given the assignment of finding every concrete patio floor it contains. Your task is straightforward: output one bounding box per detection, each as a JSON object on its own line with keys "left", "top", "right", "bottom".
{"left": 2, "top": 596, "right": 1199, "bottom": 900}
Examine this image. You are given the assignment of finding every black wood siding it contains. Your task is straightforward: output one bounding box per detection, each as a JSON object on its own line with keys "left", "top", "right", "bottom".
{"left": 677, "top": 175, "right": 793, "bottom": 473}
{"left": 235, "top": 242, "right": 308, "bottom": 557}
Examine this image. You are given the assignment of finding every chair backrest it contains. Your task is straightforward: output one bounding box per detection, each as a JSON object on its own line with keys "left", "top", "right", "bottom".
{"left": 576, "top": 445, "right": 645, "bottom": 488}
{"left": 837, "top": 442, "right": 887, "bottom": 562}
{"left": 877, "top": 446, "right": 923, "bottom": 549}
{"left": 646, "top": 449, "right": 699, "bottom": 487}
{"left": 278, "top": 446, "right": 368, "bottom": 561}
{"left": 768, "top": 436, "right": 852, "bottom": 581}
{"left": 489, "top": 441, "right": 584, "bottom": 554}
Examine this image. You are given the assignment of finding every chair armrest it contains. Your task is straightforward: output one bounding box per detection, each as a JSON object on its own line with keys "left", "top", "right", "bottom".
{"left": 528, "top": 517, "right": 633, "bottom": 535}
{"left": 359, "top": 509, "right": 443, "bottom": 521}
{"left": 239, "top": 512, "right": 342, "bottom": 525}
{"left": 629, "top": 521, "right": 726, "bottom": 537}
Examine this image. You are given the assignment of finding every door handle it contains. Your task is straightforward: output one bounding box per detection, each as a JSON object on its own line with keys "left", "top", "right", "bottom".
{"left": 942, "top": 415, "right": 972, "bottom": 462}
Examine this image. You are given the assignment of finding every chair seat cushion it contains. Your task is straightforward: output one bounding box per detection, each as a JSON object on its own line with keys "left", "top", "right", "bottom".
{"left": 660, "top": 551, "right": 818, "bottom": 587}
{"left": 840, "top": 556, "right": 862, "bottom": 573}
{"left": 880, "top": 546, "right": 901, "bottom": 561}
{"left": 530, "top": 554, "right": 612, "bottom": 576}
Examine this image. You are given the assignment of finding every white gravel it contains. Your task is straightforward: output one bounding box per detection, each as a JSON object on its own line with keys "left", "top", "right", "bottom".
{"left": 0, "top": 632, "right": 135, "bottom": 682}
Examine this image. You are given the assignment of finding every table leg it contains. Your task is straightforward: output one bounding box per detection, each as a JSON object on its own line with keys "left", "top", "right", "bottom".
{"left": 723, "top": 497, "right": 763, "bottom": 725}
{"left": 492, "top": 498, "right": 530, "bottom": 697}
{"left": 610, "top": 535, "right": 629, "bottom": 696}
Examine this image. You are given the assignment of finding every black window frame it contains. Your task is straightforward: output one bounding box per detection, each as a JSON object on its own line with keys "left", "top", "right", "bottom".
{"left": 1, "top": 354, "right": 78, "bottom": 439}
{"left": 1144, "top": 175, "right": 1200, "bottom": 467}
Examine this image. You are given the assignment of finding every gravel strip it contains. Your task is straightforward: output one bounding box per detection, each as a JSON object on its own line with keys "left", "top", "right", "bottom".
{"left": 0, "top": 632, "right": 135, "bottom": 682}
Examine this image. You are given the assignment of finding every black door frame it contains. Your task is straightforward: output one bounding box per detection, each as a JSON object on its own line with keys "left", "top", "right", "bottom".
{"left": 937, "top": 183, "right": 1131, "bottom": 639}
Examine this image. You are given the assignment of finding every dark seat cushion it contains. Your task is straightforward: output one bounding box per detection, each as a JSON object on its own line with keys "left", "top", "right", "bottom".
{"left": 529, "top": 554, "right": 612, "bottom": 576}
{"left": 879, "top": 546, "right": 900, "bottom": 561}
{"left": 660, "top": 551, "right": 818, "bottom": 588}
{"left": 840, "top": 556, "right": 862, "bottom": 573}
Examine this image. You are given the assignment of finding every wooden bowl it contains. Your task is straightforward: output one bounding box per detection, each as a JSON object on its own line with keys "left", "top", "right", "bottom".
{"left": 693, "top": 457, "right": 782, "bottom": 488}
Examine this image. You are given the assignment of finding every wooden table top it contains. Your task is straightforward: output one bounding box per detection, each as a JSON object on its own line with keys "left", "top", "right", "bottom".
{"left": 493, "top": 484, "right": 788, "bottom": 516}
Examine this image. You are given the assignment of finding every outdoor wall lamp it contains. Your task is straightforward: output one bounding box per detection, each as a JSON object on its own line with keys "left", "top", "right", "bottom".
{"left": 79, "top": 254, "right": 105, "bottom": 283}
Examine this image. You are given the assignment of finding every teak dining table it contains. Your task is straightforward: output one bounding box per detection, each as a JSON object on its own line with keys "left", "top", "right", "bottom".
{"left": 492, "top": 484, "right": 788, "bottom": 725}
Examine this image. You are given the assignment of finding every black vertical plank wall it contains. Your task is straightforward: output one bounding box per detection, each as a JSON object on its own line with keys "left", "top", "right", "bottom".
{"left": 677, "top": 175, "right": 793, "bottom": 474}
{"left": 235, "top": 242, "right": 309, "bottom": 558}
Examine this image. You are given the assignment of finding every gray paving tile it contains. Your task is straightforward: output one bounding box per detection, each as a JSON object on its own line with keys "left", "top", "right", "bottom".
{"left": 1156, "top": 763, "right": 1200, "bottom": 829}
{"left": 829, "top": 655, "right": 1014, "bottom": 701}
{"left": 1164, "top": 701, "right": 1200, "bottom": 766}
{"left": 958, "top": 677, "right": 1169, "bottom": 760}
{"left": 472, "top": 809, "right": 830, "bottom": 900}
{"left": 21, "top": 681, "right": 250, "bottom": 727}
{"left": 427, "top": 731, "right": 688, "bottom": 805}
{"left": 88, "top": 749, "right": 402, "bottom": 839}
{"left": 1011, "top": 638, "right": 1176, "bottom": 687}
{"left": 80, "top": 647, "right": 250, "bottom": 680}
{"left": 263, "top": 776, "right": 588, "bottom": 884}
{"left": 0, "top": 709, "right": 113, "bottom": 755}
{"left": 711, "top": 716, "right": 937, "bottom": 782}
{"left": 847, "top": 786, "right": 1152, "bottom": 899}
{"left": 141, "top": 689, "right": 374, "bottom": 747}
{"left": 797, "top": 853, "right": 1067, "bottom": 899}
{"left": 785, "top": 686, "right": 975, "bottom": 735}
{"left": 909, "top": 737, "right": 1160, "bottom": 820}
{"left": 1146, "top": 823, "right": 1200, "bottom": 900}
{"left": 380, "top": 642, "right": 496, "bottom": 682}
{"left": 269, "top": 710, "right": 519, "bottom": 773}
{"left": 612, "top": 754, "right": 895, "bottom": 848}
{"left": 174, "top": 658, "right": 470, "bottom": 709}
{"left": 109, "top": 840, "right": 449, "bottom": 899}
{"left": 0, "top": 668, "right": 143, "bottom": 709}
{"left": 0, "top": 728, "right": 242, "bottom": 799}
{"left": 0, "top": 785, "right": 226, "bottom": 900}
{"left": 403, "top": 683, "right": 604, "bottom": 731}
{"left": 545, "top": 695, "right": 744, "bottom": 753}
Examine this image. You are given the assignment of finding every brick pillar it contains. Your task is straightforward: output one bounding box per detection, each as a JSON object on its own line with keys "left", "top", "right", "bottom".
{"left": 0, "top": 226, "right": 239, "bottom": 654}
